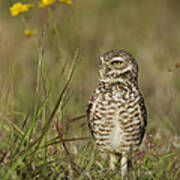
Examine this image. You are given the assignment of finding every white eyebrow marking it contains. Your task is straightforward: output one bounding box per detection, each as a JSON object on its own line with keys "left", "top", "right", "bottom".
{"left": 112, "top": 57, "right": 124, "bottom": 61}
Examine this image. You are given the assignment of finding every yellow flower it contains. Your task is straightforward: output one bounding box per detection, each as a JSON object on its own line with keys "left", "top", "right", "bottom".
{"left": 24, "top": 29, "right": 37, "bottom": 38}
{"left": 39, "top": 0, "right": 55, "bottom": 8}
{"left": 59, "top": 0, "right": 72, "bottom": 5}
{"left": 10, "top": 2, "right": 34, "bottom": 16}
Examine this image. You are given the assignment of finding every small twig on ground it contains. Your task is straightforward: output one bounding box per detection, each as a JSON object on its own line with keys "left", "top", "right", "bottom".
{"left": 59, "top": 114, "right": 86, "bottom": 129}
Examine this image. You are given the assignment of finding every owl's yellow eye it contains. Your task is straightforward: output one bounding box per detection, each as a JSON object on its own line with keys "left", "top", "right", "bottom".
{"left": 111, "top": 60, "right": 122, "bottom": 66}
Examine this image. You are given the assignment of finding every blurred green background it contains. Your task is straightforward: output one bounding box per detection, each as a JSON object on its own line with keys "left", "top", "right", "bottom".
{"left": 0, "top": 0, "right": 180, "bottom": 179}
{"left": 0, "top": 0, "right": 180, "bottom": 143}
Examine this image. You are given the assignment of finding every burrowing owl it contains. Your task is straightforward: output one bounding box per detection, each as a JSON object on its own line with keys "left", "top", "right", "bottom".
{"left": 87, "top": 50, "right": 147, "bottom": 179}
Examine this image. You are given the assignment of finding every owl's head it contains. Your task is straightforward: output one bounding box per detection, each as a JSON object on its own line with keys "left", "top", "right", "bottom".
{"left": 99, "top": 50, "right": 139, "bottom": 84}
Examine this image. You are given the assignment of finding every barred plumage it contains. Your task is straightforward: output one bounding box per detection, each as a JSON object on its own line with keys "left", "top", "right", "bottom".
{"left": 87, "top": 50, "right": 147, "bottom": 179}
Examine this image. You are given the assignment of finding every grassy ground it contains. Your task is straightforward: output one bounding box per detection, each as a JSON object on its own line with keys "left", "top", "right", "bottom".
{"left": 0, "top": 0, "right": 180, "bottom": 179}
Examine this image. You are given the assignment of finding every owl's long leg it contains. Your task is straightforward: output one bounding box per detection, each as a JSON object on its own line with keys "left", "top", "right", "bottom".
{"left": 121, "top": 153, "right": 129, "bottom": 180}
{"left": 109, "top": 153, "right": 117, "bottom": 170}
